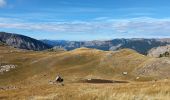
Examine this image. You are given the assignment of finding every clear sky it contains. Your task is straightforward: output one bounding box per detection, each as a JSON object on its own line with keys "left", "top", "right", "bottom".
{"left": 1, "top": 0, "right": 170, "bottom": 40}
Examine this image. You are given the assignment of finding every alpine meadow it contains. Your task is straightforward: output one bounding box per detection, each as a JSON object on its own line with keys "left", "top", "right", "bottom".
{"left": 0, "top": 0, "right": 170, "bottom": 100}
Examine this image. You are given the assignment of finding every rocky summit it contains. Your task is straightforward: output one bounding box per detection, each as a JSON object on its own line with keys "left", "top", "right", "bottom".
{"left": 0, "top": 32, "right": 52, "bottom": 51}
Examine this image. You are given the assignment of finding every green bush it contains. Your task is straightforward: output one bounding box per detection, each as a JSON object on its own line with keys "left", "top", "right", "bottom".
{"left": 159, "top": 51, "right": 170, "bottom": 57}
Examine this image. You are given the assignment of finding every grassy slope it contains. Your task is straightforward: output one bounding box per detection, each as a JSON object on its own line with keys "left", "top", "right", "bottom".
{"left": 0, "top": 46, "right": 170, "bottom": 99}
{"left": 0, "top": 46, "right": 165, "bottom": 86}
{"left": 0, "top": 80, "right": 170, "bottom": 100}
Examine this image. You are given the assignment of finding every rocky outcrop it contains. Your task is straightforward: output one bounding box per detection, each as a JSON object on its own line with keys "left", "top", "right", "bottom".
{"left": 47, "top": 46, "right": 67, "bottom": 52}
{"left": 0, "top": 64, "right": 17, "bottom": 74}
{"left": 148, "top": 45, "right": 170, "bottom": 57}
{"left": 0, "top": 32, "right": 52, "bottom": 51}
{"left": 0, "top": 86, "right": 17, "bottom": 91}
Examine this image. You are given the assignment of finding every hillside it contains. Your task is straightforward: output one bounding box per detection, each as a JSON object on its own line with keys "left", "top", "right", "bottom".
{"left": 42, "top": 38, "right": 170, "bottom": 55}
{"left": 1, "top": 46, "right": 170, "bottom": 86}
{"left": 0, "top": 45, "right": 170, "bottom": 99}
{"left": 0, "top": 32, "right": 52, "bottom": 51}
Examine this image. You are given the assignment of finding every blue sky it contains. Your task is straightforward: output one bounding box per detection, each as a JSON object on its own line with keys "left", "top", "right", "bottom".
{"left": 1, "top": 0, "right": 170, "bottom": 40}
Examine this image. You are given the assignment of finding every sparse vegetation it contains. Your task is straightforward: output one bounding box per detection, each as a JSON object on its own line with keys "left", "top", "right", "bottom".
{"left": 0, "top": 81, "right": 170, "bottom": 100}
{"left": 159, "top": 51, "right": 170, "bottom": 57}
{"left": 0, "top": 45, "right": 170, "bottom": 99}
{"left": 0, "top": 42, "right": 6, "bottom": 46}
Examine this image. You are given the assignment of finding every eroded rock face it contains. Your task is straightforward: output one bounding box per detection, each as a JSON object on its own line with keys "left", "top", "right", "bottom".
{"left": 0, "top": 64, "right": 17, "bottom": 74}
{"left": 148, "top": 45, "right": 170, "bottom": 57}
{"left": 0, "top": 32, "right": 52, "bottom": 51}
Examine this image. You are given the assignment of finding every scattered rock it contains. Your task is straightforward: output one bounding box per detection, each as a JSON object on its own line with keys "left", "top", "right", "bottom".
{"left": 136, "top": 77, "right": 140, "bottom": 80}
{"left": 122, "top": 72, "right": 128, "bottom": 75}
{"left": 87, "top": 78, "right": 92, "bottom": 81}
{"left": 48, "top": 80, "right": 55, "bottom": 85}
{"left": 164, "top": 79, "right": 168, "bottom": 82}
{"left": 0, "top": 64, "right": 17, "bottom": 74}
{"left": 0, "top": 86, "right": 17, "bottom": 91}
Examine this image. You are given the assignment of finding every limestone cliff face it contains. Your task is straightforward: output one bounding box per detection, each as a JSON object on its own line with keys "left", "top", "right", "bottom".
{"left": 148, "top": 45, "right": 170, "bottom": 57}
{"left": 0, "top": 32, "right": 52, "bottom": 51}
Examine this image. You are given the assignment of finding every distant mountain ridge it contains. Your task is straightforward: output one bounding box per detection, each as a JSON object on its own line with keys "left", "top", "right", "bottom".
{"left": 42, "top": 39, "right": 170, "bottom": 55}
{"left": 0, "top": 32, "right": 52, "bottom": 51}
{"left": 1, "top": 32, "right": 170, "bottom": 54}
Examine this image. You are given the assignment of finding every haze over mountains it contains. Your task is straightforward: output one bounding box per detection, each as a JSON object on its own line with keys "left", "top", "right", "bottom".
{"left": 1, "top": 32, "right": 170, "bottom": 55}
{"left": 42, "top": 38, "right": 170, "bottom": 55}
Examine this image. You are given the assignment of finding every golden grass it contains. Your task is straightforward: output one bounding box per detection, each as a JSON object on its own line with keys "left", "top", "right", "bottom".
{"left": 0, "top": 80, "right": 170, "bottom": 100}
{"left": 0, "top": 46, "right": 170, "bottom": 100}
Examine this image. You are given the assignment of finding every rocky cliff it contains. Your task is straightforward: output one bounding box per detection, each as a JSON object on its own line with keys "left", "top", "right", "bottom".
{"left": 0, "top": 32, "right": 52, "bottom": 51}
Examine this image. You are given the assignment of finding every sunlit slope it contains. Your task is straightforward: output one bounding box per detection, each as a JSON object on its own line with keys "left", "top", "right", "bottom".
{"left": 0, "top": 46, "right": 65, "bottom": 85}
{"left": 0, "top": 46, "right": 170, "bottom": 86}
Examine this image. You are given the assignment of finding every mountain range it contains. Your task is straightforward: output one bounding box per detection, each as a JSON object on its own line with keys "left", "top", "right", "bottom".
{"left": 1, "top": 32, "right": 170, "bottom": 55}
{"left": 0, "top": 32, "right": 52, "bottom": 51}
{"left": 42, "top": 39, "right": 170, "bottom": 55}
{"left": 1, "top": 32, "right": 170, "bottom": 99}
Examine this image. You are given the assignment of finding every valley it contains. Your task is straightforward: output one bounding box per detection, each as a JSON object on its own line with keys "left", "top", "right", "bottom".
{"left": 1, "top": 0, "right": 170, "bottom": 99}
{"left": 0, "top": 44, "right": 170, "bottom": 99}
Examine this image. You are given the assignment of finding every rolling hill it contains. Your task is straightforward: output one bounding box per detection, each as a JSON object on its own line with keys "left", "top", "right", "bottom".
{"left": 0, "top": 45, "right": 170, "bottom": 86}
{"left": 0, "top": 45, "right": 170, "bottom": 99}
{"left": 1, "top": 33, "right": 170, "bottom": 99}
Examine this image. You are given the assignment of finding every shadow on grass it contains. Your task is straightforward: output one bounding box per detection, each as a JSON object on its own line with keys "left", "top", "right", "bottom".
{"left": 0, "top": 96, "right": 9, "bottom": 99}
